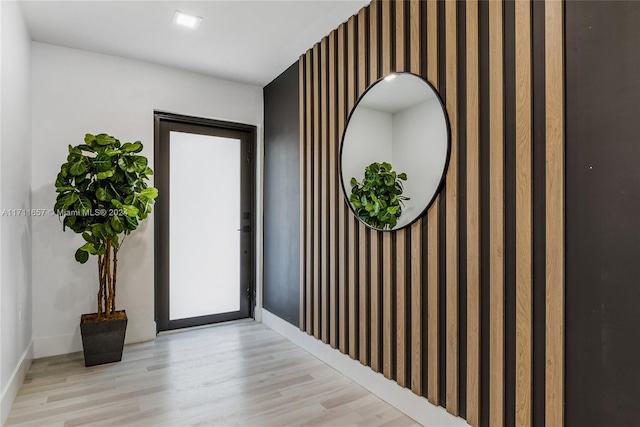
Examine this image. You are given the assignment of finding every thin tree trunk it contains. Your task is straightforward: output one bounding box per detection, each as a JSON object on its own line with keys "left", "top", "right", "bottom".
{"left": 112, "top": 248, "right": 118, "bottom": 314}
{"left": 105, "top": 238, "right": 112, "bottom": 317}
{"left": 97, "top": 254, "right": 105, "bottom": 315}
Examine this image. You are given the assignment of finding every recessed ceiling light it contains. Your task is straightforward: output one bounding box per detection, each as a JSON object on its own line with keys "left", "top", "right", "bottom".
{"left": 172, "top": 11, "right": 202, "bottom": 29}
{"left": 384, "top": 74, "right": 397, "bottom": 82}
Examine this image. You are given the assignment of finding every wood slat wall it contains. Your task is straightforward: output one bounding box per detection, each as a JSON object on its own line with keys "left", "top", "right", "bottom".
{"left": 299, "top": 1, "right": 564, "bottom": 426}
{"left": 466, "top": 0, "right": 480, "bottom": 424}
{"left": 425, "top": 0, "right": 440, "bottom": 407}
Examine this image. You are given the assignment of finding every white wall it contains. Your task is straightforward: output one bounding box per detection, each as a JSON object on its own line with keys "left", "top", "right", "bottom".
{"left": 340, "top": 107, "right": 392, "bottom": 199}
{"left": 31, "top": 42, "right": 263, "bottom": 358}
{"left": 0, "top": 1, "right": 34, "bottom": 424}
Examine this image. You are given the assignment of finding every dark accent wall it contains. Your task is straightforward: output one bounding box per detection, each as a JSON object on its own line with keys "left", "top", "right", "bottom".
{"left": 565, "top": 2, "right": 640, "bottom": 427}
{"left": 263, "top": 62, "right": 300, "bottom": 326}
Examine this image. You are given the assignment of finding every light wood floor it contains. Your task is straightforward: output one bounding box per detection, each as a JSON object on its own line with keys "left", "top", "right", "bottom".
{"left": 6, "top": 320, "right": 420, "bottom": 426}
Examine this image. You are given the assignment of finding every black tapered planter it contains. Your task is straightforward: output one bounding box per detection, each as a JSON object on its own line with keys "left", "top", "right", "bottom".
{"left": 80, "top": 310, "right": 127, "bottom": 367}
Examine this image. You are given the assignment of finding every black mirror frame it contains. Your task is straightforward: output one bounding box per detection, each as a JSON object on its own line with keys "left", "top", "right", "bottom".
{"left": 338, "top": 71, "right": 452, "bottom": 232}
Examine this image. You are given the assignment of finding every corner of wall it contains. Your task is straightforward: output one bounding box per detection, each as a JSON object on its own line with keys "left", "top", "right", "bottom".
{"left": 0, "top": 1, "right": 34, "bottom": 422}
{"left": 0, "top": 340, "right": 33, "bottom": 426}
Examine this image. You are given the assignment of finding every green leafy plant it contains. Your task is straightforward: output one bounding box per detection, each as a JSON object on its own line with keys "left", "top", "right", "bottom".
{"left": 349, "top": 162, "right": 409, "bottom": 230}
{"left": 54, "top": 133, "right": 158, "bottom": 319}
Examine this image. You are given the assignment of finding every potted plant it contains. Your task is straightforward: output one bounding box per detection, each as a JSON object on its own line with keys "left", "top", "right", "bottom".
{"left": 54, "top": 133, "right": 158, "bottom": 366}
{"left": 349, "top": 161, "right": 409, "bottom": 230}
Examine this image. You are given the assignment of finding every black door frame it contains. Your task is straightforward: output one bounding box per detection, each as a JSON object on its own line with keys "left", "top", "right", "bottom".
{"left": 154, "top": 111, "right": 257, "bottom": 332}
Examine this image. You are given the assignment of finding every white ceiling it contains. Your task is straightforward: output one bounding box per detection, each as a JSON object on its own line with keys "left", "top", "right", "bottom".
{"left": 20, "top": 0, "right": 369, "bottom": 87}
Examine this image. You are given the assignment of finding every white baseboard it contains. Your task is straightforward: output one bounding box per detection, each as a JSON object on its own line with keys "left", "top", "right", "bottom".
{"left": 33, "top": 332, "right": 82, "bottom": 359}
{"left": 1, "top": 341, "right": 34, "bottom": 426}
{"left": 261, "top": 310, "right": 469, "bottom": 427}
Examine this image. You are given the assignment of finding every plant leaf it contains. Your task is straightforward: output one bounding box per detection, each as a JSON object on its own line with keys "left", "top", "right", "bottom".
{"left": 69, "top": 160, "right": 87, "bottom": 176}
{"left": 75, "top": 248, "right": 89, "bottom": 264}
{"left": 139, "top": 187, "right": 158, "bottom": 200}
{"left": 96, "top": 134, "right": 116, "bottom": 146}
{"left": 121, "top": 141, "right": 143, "bottom": 153}
{"left": 80, "top": 242, "right": 98, "bottom": 255}
{"left": 93, "top": 153, "right": 112, "bottom": 172}
{"left": 96, "top": 170, "right": 115, "bottom": 180}
{"left": 75, "top": 196, "right": 92, "bottom": 214}
{"left": 121, "top": 204, "right": 139, "bottom": 217}
{"left": 96, "top": 187, "right": 114, "bottom": 202}
{"left": 111, "top": 215, "right": 125, "bottom": 233}
{"left": 84, "top": 134, "right": 97, "bottom": 146}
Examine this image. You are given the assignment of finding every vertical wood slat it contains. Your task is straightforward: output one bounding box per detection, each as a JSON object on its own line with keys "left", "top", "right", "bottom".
{"left": 382, "top": 233, "right": 394, "bottom": 379}
{"left": 347, "top": 15, "right": 359, "bottom": 361}
{"left": 299, "top": 57, "right": 306, "bottom": 332}
{"left": 515, "top": 1, "right": 533, "bottom": 426}
{"left": 382, "top": 0, "right": 392, "bottom": 76}
{"left": 320, "top": 37, "right": 329, "bottom": 344}
{"left": 396, "top": 229, "right": 407, "bottom": 387}
{"left": 371, "top": 232, "right": 381, "bottom": 371}
{"left": 368, "top": 0, "right": 382, "bottom": 372}
{"left": 395, "top": 0, "right": 408, "bottom": 389}
{"left": 489, "top": 0, "right": 505, "bottom": 425}
{"left": 358, "top": 226, "right": 368, "bottom": 361}
{"left": 445, "top": 0, "right": 459, "bottom": 416}
{"left": 409, "top": 0, "right": 423, "bottom": 396}
{"left": 381, "top": 0, "right": 393, "bottom": 381}
{"left": 369, "top": 0, "right": 381, "bottom": 373}
{"left": 357, "top": 7, "right": 370, "bottom": 367}
{"left": 328, "top": 31, "right": 338, "bottom": 349}
{"left": 545, "top": 1, "right": 564, "bottom": 426}
{"left": 426, "top": 0, "right": 440, "bottom": 406}
{"left": 305, "top": 50, "right": 313, "bottom": 335}
{"left": 312, "top": 45, "right": 321, "bottom": 340}
{"left": 465, "top": 0, "right": 481, "bottom": 424}
{"left": 337, "top": 23, "right": 348, "bottom": 354}
{"left": 396, "top": 0, "right": 406, "bottom": 72}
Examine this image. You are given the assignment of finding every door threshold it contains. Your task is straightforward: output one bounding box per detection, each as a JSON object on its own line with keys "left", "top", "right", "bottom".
{"left": 157, "top": 317, "right": 254, "bottom": 336}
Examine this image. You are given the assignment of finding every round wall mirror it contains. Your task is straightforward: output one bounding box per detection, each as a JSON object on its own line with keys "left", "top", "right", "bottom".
{"left": 340, "top": 72, "right": 450, "bottom": 231}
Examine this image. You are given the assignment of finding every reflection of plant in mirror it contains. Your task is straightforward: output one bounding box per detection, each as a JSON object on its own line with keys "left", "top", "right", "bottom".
{"left": 349, "top": 162, "right": 409, "bottom": 230}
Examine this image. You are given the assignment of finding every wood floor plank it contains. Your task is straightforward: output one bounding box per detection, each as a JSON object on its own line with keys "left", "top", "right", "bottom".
{"left": 6, "top": 322, "right": 419, "bottom": 427}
